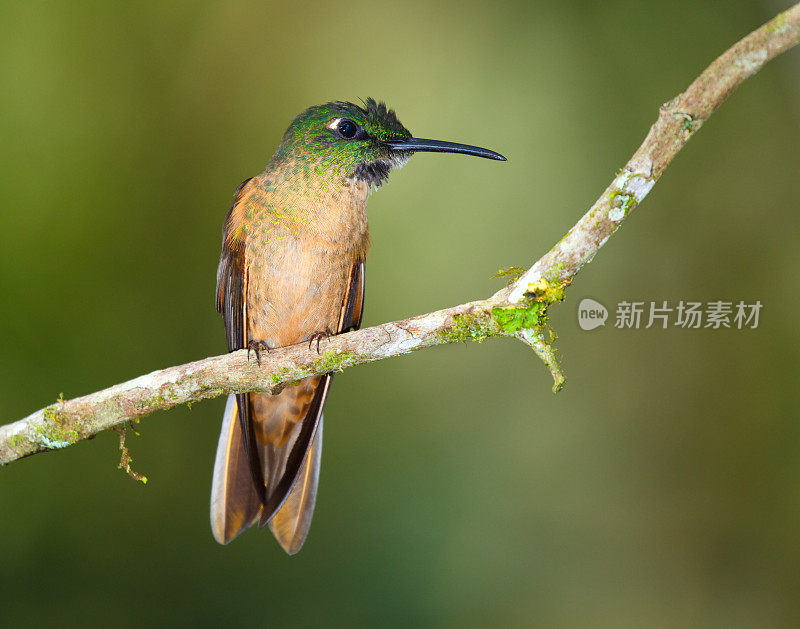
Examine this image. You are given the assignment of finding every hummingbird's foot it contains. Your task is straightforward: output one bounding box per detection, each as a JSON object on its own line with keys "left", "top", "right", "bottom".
{"left": 246, "top": 340, "right": 272, "bottom": 365}
{"left": 307, "top": 328, "right": 334, "bottom": 354}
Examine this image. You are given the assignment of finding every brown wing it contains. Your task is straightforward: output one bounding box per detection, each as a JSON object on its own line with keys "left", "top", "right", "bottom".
{"left": 340, "top": 258, "right": 365, "bottom": 332}
{"left": 216, "top": 177, "right": 253, "bottom": 352}
{"left": 265, "top": 257, "right": 366, "bottom": 553}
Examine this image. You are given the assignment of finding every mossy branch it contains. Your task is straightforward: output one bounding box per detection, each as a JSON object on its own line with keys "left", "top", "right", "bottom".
{"left": 0, "top": 298, "right": 517, "bottom": 464}
{"left": 2, "top": 4, "right": 799, "bottom": 466}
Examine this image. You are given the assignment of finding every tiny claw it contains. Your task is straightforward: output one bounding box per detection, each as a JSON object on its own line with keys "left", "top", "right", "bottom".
{"left": 308, "top": 329, "right": 334, "bottom": 355}
{"left": 246, "top": 340, "right": 270, "bottom": 365}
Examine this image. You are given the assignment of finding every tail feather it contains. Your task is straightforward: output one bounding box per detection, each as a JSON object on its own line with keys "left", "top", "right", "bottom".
{"left": 210, "top": 395, "right": 262, "bottom": 544}
{"left": 269, "top": 417, "right": 323, "bottom": 554}
{"left": 250, "top": 375, "right": 329, "bottom": 522}
{"left": 210, "top": 376, "right": 330, "bottom": 553}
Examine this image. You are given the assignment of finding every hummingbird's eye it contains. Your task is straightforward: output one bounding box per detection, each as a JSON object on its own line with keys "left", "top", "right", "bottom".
{"left": 336, "top": 119, "right": 359, "bottom": 139}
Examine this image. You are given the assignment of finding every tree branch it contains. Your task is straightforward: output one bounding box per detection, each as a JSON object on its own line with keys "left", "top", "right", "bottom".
{"left": 2, "top": 4, "right": 799, "bottom": 466}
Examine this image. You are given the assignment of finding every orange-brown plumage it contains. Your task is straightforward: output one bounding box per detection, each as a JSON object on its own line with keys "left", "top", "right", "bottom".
{"left": 211, "top": 99, "right": 504, "bottom": 554}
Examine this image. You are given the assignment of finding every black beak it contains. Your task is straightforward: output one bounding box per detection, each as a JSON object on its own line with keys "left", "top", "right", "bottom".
{"left": 386, "top": 137, "right": 506, "bottom": 161}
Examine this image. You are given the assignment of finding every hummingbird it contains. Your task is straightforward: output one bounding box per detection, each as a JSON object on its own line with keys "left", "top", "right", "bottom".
{"left": 211, "top": 99, "right": 505, "bottom": 554}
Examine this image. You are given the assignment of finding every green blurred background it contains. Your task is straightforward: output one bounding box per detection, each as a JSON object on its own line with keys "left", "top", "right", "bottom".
{"left": 2, "top": 1, "right": 799, "bottom": 626}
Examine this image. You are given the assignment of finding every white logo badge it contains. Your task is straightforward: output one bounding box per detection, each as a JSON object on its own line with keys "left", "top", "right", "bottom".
{"left": 578, "top": 298, "right": 608, "bottom": 330}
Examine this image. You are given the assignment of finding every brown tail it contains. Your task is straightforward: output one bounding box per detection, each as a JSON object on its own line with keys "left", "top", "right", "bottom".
{"left": 210, "top": 375, "right": 330, "bottom": 552}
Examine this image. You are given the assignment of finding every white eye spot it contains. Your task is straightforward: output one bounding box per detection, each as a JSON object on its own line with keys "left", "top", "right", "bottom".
{"left": 327, "top": 118, "right": 342, "bottom": 130}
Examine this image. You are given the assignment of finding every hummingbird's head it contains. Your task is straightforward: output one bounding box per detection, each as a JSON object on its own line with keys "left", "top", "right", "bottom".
{"left": 270, "top": 98, "right": 505, "bottom": 188}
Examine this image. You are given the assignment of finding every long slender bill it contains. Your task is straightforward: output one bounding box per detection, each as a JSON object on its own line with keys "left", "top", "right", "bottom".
{"left": 386, "top": 137, "right": 506, "bottom": 161}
